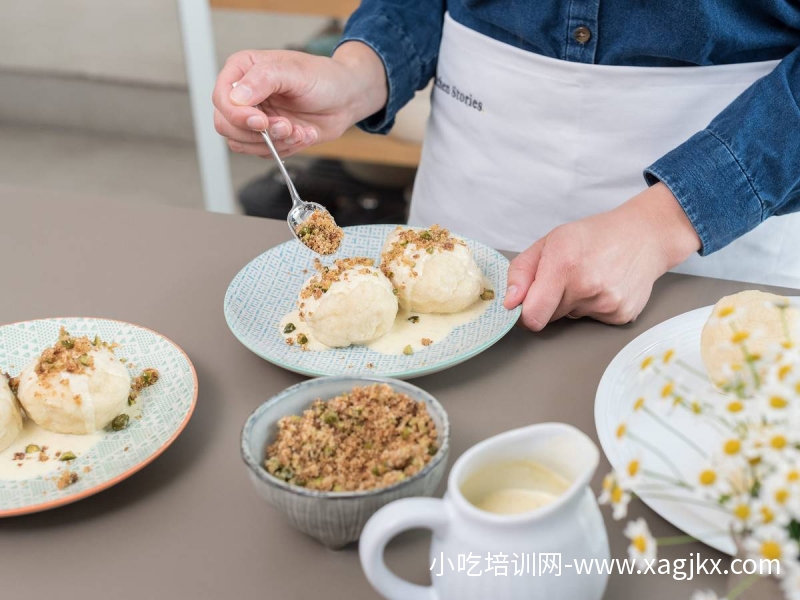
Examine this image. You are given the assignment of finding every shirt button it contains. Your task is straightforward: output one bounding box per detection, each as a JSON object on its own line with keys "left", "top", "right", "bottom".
{"left": 573, "top": 26, "right": 592, "bottom": 44}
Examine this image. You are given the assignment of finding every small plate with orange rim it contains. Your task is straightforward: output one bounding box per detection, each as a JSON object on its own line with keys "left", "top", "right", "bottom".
{"left": 0, "top": 317, "right": 197, "bottom": 517}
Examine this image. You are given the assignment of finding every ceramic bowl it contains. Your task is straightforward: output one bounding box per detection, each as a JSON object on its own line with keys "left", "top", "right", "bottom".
{"left": 241, "top": 376, "right": 450, "bottom": 549}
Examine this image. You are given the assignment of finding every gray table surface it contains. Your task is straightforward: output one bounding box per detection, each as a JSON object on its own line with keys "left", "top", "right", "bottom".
{"left": 0, "top": 185, "right": 795, "bottom": 599}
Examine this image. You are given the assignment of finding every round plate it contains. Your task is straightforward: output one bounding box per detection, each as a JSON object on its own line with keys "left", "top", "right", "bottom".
{"left": 595, "top": 297, "right": 799, "bottom": 556}
{"left": 0, "top": 317, "right": 197, "bottom": 517}
{"left": 224, "top": 224, "right": 520, "bottom": 379}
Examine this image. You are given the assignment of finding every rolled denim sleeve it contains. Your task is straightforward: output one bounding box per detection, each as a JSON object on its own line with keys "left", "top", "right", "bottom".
{"left": 645, "top": 46, "right": 800, "bottom": 256}
{"left": 336, "top": 0, "right": 445, "bottom": 134}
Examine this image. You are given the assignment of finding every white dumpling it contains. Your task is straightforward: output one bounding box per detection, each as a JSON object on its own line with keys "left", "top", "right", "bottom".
{"left": 17, "top": 331, "right": 130, "bottom": 434}
{"left": 298, "top": 258, "right": 398, "bottom": 348}
{"left": 380, "top": 225, "right": 484, "bottom": 314}
{"left": 0, "top": 375, "right": 23, "bottom": 453}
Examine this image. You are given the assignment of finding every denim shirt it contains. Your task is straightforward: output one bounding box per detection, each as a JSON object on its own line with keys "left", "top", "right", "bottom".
{"left": 339, "top": 1, "right": 800, "bottom": 256}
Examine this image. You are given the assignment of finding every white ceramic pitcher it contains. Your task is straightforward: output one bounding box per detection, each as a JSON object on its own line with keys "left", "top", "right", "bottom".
{"left": 359, "top": 423, "right": 610, "bottom": 600}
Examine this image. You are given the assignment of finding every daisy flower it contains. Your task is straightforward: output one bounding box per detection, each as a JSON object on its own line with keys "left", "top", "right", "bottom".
{"left": 744, "top": 525, "right": 799, "bottom": 577}
{"left": 725, "top": 493, "right": 756, "bottom": 533}
{"left": 619, "top": 456, "right": 643, "bottom": 488}
{"left": 598, "top": 472, "right": 632, "bottom": 520}
{"left": 624, "top": 518, "right": 657, "bottom": 569}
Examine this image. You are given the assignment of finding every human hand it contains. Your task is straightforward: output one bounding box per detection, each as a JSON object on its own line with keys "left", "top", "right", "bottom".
{"left": 212, "top": 42, "right": 387, "bottom": 158}
{"left": 503, "top": 183, "right": 702, "bottom": 330}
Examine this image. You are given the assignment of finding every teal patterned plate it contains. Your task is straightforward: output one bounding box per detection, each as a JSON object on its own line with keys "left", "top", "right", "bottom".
{"left": 0, "top": 318, "right": 197, "bottom": 516}
{"left": 224, "top": 224, "right": 520, "bottom": 379}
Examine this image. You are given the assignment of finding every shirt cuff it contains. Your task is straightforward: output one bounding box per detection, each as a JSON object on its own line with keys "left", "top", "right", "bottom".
{"left": 643, "top": 130, "right": 764, "bottom": 256}
{"left": 336, "top": 13, "right": 421, "bottom": 134}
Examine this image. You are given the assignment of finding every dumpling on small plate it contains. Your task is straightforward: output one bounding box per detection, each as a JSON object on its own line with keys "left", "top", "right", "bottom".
{"left": 16, "top": 328, "right": 130, "bottom": 435}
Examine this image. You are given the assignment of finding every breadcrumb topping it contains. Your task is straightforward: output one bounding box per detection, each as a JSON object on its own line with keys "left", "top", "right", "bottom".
{"left": 295, "top": 209, "right": 344, "bottom": 255}
{"left": 299, "top": 257, "right": 376, "bottom": 301}
{"left": 34, "top": 328, "right": 116, "bottom": 383}
{"left": 380, "top": 225, "right": 463, "bottom": 282}
{"left": 265, "top": 384, "right": 439, "bottom": 492}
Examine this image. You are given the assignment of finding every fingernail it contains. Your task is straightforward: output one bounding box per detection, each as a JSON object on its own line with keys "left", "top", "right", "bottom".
{"left": 246, "top": 115, "right": 266, "bottom": 130}
{"left": 506, "top": 285, "right": 518, "bottom": 300}
{"left": 286, "top": 132, "right": 301, "bottom": 146}
{"left": 230, "top": 84, "right": 252, "bottom": 104}
{"left": 306, "top": 129, "right": 318, "bottom": 143}
{"left": 270, "top": 122, "right": 290, "bottom": 138}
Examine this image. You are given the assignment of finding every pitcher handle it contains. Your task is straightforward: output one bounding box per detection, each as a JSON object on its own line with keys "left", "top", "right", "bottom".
{"left": 359, "top": 497, "right": 449, "bottom": 600}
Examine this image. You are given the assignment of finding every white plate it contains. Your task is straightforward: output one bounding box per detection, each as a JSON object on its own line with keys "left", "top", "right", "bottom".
{"left": 0, "top": 317, "right": 197, "bottom": 516}
{"left": 224, "top": 224, "right": 520, "bottom": 379}
{"left": 596, "top": 298, "right": 799, "bottom": 556}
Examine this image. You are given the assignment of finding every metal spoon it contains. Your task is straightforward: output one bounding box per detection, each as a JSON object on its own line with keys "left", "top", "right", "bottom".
{"left": 258, "top": 129, "right": 338, "bottom": 253}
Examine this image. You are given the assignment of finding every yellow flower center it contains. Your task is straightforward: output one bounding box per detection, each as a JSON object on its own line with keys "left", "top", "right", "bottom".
{"left": 770, "top": 396, "right": 789, "bottom": 409}
{"left": 761, "top": 506, "right": 775, "bottom": 524}
{"left": 602, "top": 474, "right": 614, "bottom": 491}
{"left": 731, "top": 331, "right": 750, "bottom": 344}
{"left": 718, "top": 306, "right": 735, "bottom": 317}
{"left": 640, "top": 356, "right": 653, "bottom": 370}
{"left": 788, "top": 470, "right": 800, "bottom": 483}
{"left": 633, "top": 397, "right": 645, "bottom": 411}
{"left": 770, "top": 435, "right": 788, "bottom": 450}
{"left": 632, "top": 535, "right": 648, "bottom": 553}
{"left": 616, "top": 424, "right": 627, "bottom": 439}
{"left": 699, "top": 470, "right": 717, "bottom": 486}
{"left": 611, "top": 486, "right": 623, "bottom": 504}
{"left": 663, "top": 349, "right": 675, "bottom": 364}
{"left": 723, "top": 439, "right": 741, "bottom": 455}
{"left": 691, "top": 401, "right": 703, "bottom": 414}
{"left": 627, "top": 460, "right": 640, "bottom": 478}
{"left": 661, "top": 382, "right": 674, "bottom": 398}
{"left": 783, "top": 341, "right": 795, "bottom": 350}
{"left": 733, "top": 504, "right": 750, "bottom": 521}
{"left": 795, "top": 382, "right": 800, "bottom": 395}
{"left": 779, "top": 365, "right": 793, "bottom": 381}
{"left": 727, "top": 401, "right": 744, "bottom": 413}
{"left": 775, "top": 489, "right": 790, "bottom": 505}
{"left": 761, "top": 541, "right": 782, "bottom": 561}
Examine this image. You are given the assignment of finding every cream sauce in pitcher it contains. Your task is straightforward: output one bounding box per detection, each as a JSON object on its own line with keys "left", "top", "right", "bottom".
{"left": 359, "top": 423, "right": 610, "bottom": 600}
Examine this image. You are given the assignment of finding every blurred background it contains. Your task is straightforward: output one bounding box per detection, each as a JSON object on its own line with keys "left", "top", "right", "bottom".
{"left": 0, "top": 0, "right": 428, "bottom": 225}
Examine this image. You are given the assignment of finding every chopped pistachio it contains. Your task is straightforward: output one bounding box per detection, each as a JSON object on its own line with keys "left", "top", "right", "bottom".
{"left": 92, "top": 335, "right": 101, "bottom": 346}
{"left": 403, "top": 345, "right": 413, "bottom": 356}
{"left": 419, "top": 230, "right": 433, "bottom": 241}
{"left": 78, "top": 354, "right": 91, "bottom": 366}
{"left": 297, "top": 333, "right": 309, "bottom": 345}
{"left": 401, "top": 427, "right": 412, "bottom": 440}
{"left": 128, "top": 390, "right": 138, "bottom": 406}
{"left": 322, "top": 412, "right": 338, "bottom": 425}
{"left": 426, "top": 247, "right": 434, "bottom": 254}
{"left": 480, "top": 289, "right": 496, "bottom": 301}
{"left": 110, "top": 413, "right": 130, "bottom": 432}
{"left": 25, "top": 444, "right": 41, "bottom": 454}
{"left": 59, "top": 451, "right": 77, "bottom": 461}
{"left": 283, "top": 323, "right": 296, "bottom": 334}
{"left": 407, "top": 316, "right": 420, "bottom": 324}
{"left": 61, "top": 338, "right": 75, "bottom": 349}
{"left": 428, "top": 444, "right": 438, "bottom": 456}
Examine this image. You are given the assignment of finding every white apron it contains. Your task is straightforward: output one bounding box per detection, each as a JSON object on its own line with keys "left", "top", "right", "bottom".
{"left": 410, "top": 14, "right": 800, "bottom": 288}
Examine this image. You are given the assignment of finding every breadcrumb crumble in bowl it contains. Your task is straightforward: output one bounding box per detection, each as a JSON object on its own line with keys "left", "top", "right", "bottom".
{"left": 240, "top": 376, "right": 449, "bottom": 549}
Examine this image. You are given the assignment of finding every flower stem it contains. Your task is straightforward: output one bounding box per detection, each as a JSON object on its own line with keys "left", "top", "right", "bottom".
{"left": 643, "top": 406, "right": 709, "bottom": 459}
{"left": 637, "top": 493, "right": 729, "bottom": 514}
{"left": 626, "top": 432, "right": 685, "bottom": 481}
{"left": 675, "top": 359, "right": 709, "bottom": 380}
{"left": 642, "top": 469, "right": 692, "bottom": 490}
{"left": 728, "top": 573, "right": 762, "bottom": 600}
{"left": 655, "top": 534, "right": 697, "bottom": 546}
